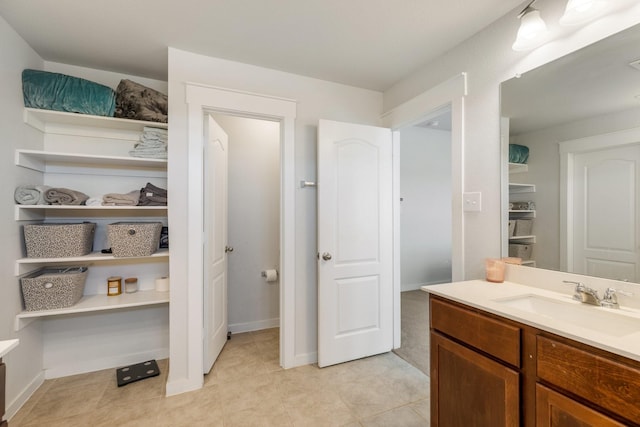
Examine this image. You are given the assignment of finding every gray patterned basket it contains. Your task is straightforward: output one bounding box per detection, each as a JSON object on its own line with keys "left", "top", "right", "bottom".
{"left": 107, "top": 222, "right": 162, "bottom": 257}
{"left": 20, "top": 266, "right": 88, "bottom": 311}
{"left": 23, "top": 222, "right": 95, "bottom": 258}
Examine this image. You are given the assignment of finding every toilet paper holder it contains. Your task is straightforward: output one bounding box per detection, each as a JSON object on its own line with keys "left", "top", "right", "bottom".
{"left": 261, "top": 269, "right": 279, "bottom": 278}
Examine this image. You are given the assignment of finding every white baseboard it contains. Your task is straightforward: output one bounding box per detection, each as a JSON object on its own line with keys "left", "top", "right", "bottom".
{"left": 228, "top": 318, "right": 279, "bottom": 334}
{"left": 293, "top": 351, "right": 317, "bottom": 367}
{"left": 43, "top": 347, "right": 169, "bottom": 379}
{"left": 165, "top": 376, "right": 203, "bottom": 397}
{"left": 7, "top": 370, "right": 45, "bottom": 421}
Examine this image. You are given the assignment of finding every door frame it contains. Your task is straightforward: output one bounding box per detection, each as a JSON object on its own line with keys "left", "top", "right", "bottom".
{"left": 560, "top": 125, "right": 640, "bottom": 272}
{"left": 184, "top": 83, "right": 297, "bottom": 374}
{"left": 381, "top": 73, "right": 466, "bottom": 348}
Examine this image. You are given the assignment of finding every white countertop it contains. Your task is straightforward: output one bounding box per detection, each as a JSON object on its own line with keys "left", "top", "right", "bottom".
{"left": 0, "top": 339, "right": 19, "bottom": 358}
{"left": 422, "top": 280, "right": 640, "bottom": 362}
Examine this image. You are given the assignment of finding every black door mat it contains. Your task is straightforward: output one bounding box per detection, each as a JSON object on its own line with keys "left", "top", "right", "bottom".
{"left": 116, "top": 359, "right": 160, "bottom": 387}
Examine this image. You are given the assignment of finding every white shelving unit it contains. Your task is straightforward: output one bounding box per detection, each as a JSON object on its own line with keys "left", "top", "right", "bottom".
{"left": 15, "top": 108, "right": 169, "bottom": 327}
{"left": 14, "top": 290, "right": 169, "bottom": 331}
{"left": 508, "top": 162, "right": 536, "bottom": 264}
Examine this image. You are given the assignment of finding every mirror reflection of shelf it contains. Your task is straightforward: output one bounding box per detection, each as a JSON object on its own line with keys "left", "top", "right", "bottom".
{"left": 509, "top": 210, "right": 536, "bottom": 218}
{"left": 508, "top": 162, "right": 528, "bottom": 174}
{"left": 509, "top": 183, "right": 535, "bottom": 193}
{"left": 509, "top": 235, "right": 536, "bottom": 243}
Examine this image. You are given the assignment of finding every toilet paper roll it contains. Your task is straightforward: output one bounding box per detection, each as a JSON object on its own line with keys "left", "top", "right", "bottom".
{"left": 262, "top": 269, "right": 278, "bottom": 283}
{"left": 155, "top": 276, "right": 170, "bottom": 292}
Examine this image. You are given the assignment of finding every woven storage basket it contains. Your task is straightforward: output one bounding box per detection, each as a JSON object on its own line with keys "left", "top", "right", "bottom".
{"left": 107, "top": 222, "right": 162, "bottom": 257}
{"left": 20, "top": 266, "right": 88, "bottom": 311}
{"left": 515, "top": 219, "right": 533, "bottom": 236}
{"left": 23, "top": 222, "right": 95, "bottom": 258}
{"left": 509, "top": 243, "right": 533, "bottom": 260}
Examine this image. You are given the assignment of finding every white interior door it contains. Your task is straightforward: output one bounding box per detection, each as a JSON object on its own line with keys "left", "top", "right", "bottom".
{"left": 317, "top": 119, "right": 393, "bottom": 368}
{"left": 572, "top": 144, "right": 640, "bottom": 281}
{"left": 203, "top": 115, "right": 229, "bottom": 373}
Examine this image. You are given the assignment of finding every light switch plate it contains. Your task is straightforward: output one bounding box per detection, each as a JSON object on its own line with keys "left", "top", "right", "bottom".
{"left": 463, "top": 192, "right": 482, "bottom": 212}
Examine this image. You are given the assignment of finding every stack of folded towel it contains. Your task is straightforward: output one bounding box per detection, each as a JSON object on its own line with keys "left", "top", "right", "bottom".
{"left": 138, "top": 182, "right": 167, "bottom": 206}
{"left": 102, "top": 190, "right": 140, "bottom": 206}
{"left": 129, "top": 127, "right": 167, "bottom": 159}
{"left": 15, "top": 185, "right": 89, "bottom": 205}
{"left": 44, "top": 187, "right": 90, "bottom": 205}
{"left": 14, "top": 185, "right": 51, "bottom": 205}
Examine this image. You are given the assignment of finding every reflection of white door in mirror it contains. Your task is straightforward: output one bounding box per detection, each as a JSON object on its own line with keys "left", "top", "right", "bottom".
{"left": 567, "top": 142, "right": 640, "bottom": 282}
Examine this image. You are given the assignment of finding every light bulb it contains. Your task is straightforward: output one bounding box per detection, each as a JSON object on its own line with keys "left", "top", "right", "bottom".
{"left": 560, "top": 0, "right": 610, "bottom": 25}
{"left": 512, "top": 9, "right": 549, "bottom": 51}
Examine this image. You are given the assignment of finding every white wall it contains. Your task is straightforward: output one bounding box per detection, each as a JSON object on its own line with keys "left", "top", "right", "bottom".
{"left": 0, "top": 13, "right": 45, "bottom": 419}
{"left": 168, "top": 48, "right": 383, "bottom": 390}
{"left": 384, "top": 0, "right": 640, "bottom": 279}
{"left": 511, "top": 106, "right": 640, "bottom": 271}
{"left": 212, "top": 114, "right": 281, "bottom": 332}
{"left": 400, "top": 126, "right": 452, "bottom": 290}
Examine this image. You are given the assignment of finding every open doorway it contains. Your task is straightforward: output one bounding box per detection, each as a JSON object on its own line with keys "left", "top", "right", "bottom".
{"left": 213, "top": 114, "right": 281, "bottom": 333}
{"left": 203, "top": 113, "right": 282, "bottom": 375}
{"left": 393, "top": 106, "right": 452, "bottom": 375}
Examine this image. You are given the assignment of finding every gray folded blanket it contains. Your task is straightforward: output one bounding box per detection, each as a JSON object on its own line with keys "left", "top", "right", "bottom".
{"left": 14, "top": 185, "right": 51, "bottom": 205}
{"left": 44, "top": 187, "right": 89, "bottom": 205}
{"left": 138, "top": 182, "right": 167, "bottom": 206}
{"left": 102, "top": 190, "right": 140, "bottom": 206}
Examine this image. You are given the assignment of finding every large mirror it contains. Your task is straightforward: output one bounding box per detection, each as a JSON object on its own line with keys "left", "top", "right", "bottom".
{"left": 501, "top": 23, "right": 640, "bottom": 282}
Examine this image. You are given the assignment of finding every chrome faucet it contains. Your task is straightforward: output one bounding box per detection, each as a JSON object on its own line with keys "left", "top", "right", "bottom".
{"left": 563, "top": 280, "right": 601, "bottom": 306}
{"left": 563, "top": 281, "right": 633, "bottom": 309}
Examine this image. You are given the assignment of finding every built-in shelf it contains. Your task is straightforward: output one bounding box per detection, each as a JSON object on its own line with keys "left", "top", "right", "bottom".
{"left": 15, "top": 249, "right": 169, "bottom": 276}
{"left": 509, "top": 235, "right": 536, "bottom": 243}
{"left": 14, "top": 289, "right": 170, "bottom": 331}
{"left": 509, "top": 162, "right": 528, "bottom": 173}
{"left": 15, "top": 149, "right": 167, "bottom": 173}
{"left": 509, "top": 210, "right": 536, "bottom": 218}
{"left": 24, "top": 107, "right": 167, "bottom": 134}
{"left": 509, "top": 183, "right": 536, "bottom": 193}
{"left": 521, "top": 260, "right": 536, "bottom": 267}
{"left": 14, "top": 204, "right": 168, "bottom": 221}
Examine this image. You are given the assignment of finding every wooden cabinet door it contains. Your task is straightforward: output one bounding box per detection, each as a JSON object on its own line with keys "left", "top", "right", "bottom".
{"left": 536, "top": 384, "right": 627, "bottom": 427}
{"left": 431, "top": 332, "right": 519, "bottom": 427}
{"left": 0, "top": 361, "right": 5, "bottom": 423}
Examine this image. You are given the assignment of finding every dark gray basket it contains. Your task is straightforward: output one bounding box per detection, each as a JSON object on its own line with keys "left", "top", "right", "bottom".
{"left": 20, "top": 266, "right": 88, "bottom": 311}
{"left": 107, "top": 222, "right": 162, "bottom": 257}
{"left": 23, "top": 222, "right": 95, "bottom": 258}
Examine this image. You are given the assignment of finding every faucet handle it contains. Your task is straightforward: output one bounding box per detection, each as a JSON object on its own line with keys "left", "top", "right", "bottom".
{"left": 563, "top": 280, "right": 585, "bottom": 301}
{"left": 601, "top": 287, "right": 633, "bottom": 309}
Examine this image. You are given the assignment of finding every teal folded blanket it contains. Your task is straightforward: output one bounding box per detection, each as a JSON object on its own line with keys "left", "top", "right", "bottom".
{"left": 22, "top": 69, "right": 116, "bottom": 117}
{"left": 509, "top": 144, "right": 529, "bottom": 164}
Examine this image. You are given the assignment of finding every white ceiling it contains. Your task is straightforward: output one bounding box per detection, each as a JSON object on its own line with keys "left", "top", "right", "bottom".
{"left": 501, "top": 22, "right": 640, "bottom": 135}
{"left": 0, "top": 0, "right": 523, "bottom": 91}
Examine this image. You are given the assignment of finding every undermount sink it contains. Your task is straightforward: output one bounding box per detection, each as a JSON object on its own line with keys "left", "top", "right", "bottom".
{"left": 494, "top": 294, "right": 640, "bottom": 337}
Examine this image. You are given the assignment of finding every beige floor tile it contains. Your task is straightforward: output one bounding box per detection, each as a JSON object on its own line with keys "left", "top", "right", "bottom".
{"left": 11, "top": 326, "right": 431, "bottom": 427}
{"left": 283, "top": 389, "right": 356, "bottom": 427}
{"left": 410, "top": 398, "right": 430, "bottom": 422}
{"left": 224, "top": 400, "right": 292, "bottom": 427}
{"left": 26, "top": 380, "right": 106, "bottom": 422}
{"left": 361, "top": 405, "right": 428, "bottom": 427}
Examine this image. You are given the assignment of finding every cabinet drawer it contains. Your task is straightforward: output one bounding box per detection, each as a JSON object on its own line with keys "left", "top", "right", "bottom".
{"left": 430, "top": 296, "right": 521, "bottom": 367}
{"left": 537, "top": 335, "right": 640, "bottom": 424}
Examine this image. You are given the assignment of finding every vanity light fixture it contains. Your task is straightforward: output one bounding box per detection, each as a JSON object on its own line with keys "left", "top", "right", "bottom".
{"left": 559, "top": 0, "right": 610, "bottom": 26}
{"left": 512, "top": 0, "right": 549, "bottom": 51}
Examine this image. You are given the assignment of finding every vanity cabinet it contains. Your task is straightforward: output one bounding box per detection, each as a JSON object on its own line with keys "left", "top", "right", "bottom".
{"left": 430, "top": 295, "right": 640, "bottom": 427}
{"left": 430, "top": 297, "right": 521, "bottom": 426}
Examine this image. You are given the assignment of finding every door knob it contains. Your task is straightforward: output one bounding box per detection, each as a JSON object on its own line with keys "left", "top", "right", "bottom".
{"left": 322, "top": 252, "right": 332, "bottom": 261}
{"left": 225, "top": 246, "right": 234, "bottom": 253}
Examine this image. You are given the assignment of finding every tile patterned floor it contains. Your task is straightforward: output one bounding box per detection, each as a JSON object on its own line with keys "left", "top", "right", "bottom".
{"left": 10, "top": 328, "right": 430, "bottom": 426}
